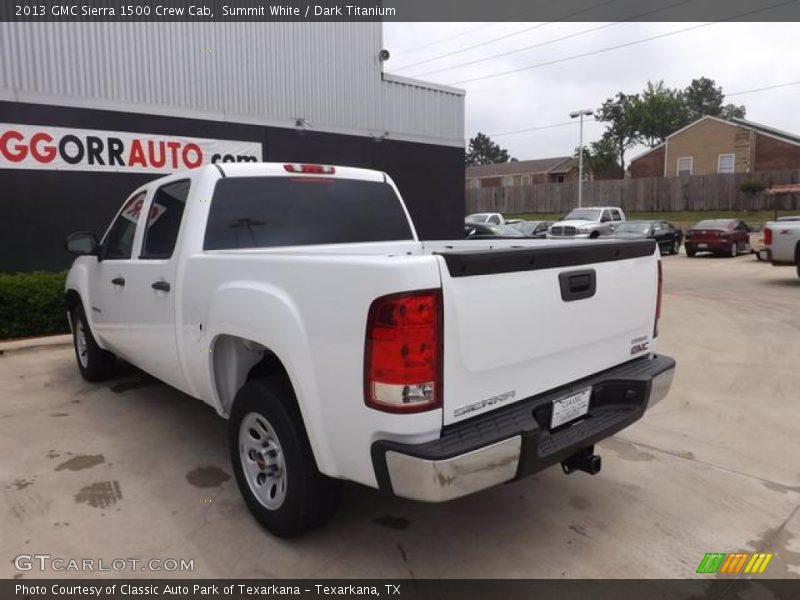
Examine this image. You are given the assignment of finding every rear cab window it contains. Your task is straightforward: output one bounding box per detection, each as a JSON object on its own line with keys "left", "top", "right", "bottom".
{"left": 203, "top": 177, "right": 413, "bottom": 250}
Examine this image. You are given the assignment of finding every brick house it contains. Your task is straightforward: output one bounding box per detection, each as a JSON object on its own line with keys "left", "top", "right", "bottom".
{"left": 629, "top": 116, "right": 800, "bottom": 178}
{"left": 465, "top": 156, "right": 577, "bottom": 189}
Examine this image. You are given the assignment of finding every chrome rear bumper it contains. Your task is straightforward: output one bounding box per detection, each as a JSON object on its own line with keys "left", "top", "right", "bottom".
{"left": 373, "top": 354, "right": 675, "bottom": 503}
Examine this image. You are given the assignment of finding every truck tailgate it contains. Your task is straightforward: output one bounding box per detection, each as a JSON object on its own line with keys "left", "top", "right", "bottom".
{"left": 435, "top": 240, "right": 659, "bottom": 425}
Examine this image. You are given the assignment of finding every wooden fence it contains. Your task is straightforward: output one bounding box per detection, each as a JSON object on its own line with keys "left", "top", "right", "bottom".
{"left": 465, "top": 169, "right": 800, "bottom": 215}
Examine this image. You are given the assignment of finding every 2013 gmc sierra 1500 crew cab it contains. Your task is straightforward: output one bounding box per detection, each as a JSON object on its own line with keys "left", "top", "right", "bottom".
{"left": 64, "top": 163, "right": 675, "bottom": 537}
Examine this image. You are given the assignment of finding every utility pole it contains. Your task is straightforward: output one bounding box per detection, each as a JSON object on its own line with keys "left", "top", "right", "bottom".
{"left": 570, "top": 109, "right": 594, "bottom": 208}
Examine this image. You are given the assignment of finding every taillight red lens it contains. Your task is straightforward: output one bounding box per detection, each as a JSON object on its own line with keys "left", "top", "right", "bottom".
{"left": 364, "top": 290, "right": 443, "bottom": 413}
{"left": 764, "top": 227, "right": 773, "bottom": 245}
{"left": 283, "top": 163, "right": 335, "bottom": 174}
{"left": 654, "top": 261, "right": 663, "bottom": 338}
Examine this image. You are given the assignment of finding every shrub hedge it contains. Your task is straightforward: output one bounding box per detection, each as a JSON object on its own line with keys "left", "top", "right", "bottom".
{"left": 0, "top": 271, "right": 70, "bottom": 340}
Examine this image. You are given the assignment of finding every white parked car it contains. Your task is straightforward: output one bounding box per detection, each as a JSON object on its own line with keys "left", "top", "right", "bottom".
{"left": 465, "top": 212, "right": 505, "bottom": 225}
{"left": 764, "top": 220, "right": 800, "bottom": 277}
{"left": 64, "top": 163, "right": 674, "bottom": 537}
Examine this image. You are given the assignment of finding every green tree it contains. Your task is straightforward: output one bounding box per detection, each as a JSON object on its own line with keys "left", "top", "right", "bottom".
{"left": 595, "top": 92, "right": 641, "bottom": 175}
{"left": 575, "top": 137, "right": 622, "bottom": 180}
{"left": 465, "top": 132, "right": 512, "bottom": 166}
{"left": 684, "top": 77, "right": 746, "bottom": 121}
{"left": 632, "top": 80, "right": 691, "bottom": 147}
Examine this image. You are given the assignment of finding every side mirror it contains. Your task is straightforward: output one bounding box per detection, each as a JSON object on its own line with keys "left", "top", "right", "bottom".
{"left": 65, "top": 231, "right": 99, "bottom": 256}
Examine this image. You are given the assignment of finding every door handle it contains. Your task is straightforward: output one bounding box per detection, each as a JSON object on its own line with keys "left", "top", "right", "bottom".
{"left": 151, "top": 281, "right": 171, "bottom": 292}
{"left": 559, "top": 269, "right": 596, "bottom": 302}
{"left": 111, "top": 277, "right": 125, "bottom": 287}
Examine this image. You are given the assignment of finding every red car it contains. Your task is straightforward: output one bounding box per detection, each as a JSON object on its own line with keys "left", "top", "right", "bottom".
{"left": 684, "top": 219, "right": 751, "bottom": 257}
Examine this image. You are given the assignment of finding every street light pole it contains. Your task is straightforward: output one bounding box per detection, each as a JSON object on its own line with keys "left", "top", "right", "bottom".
{"left": 570, "top": 109, "right": 594, "bottom": 208}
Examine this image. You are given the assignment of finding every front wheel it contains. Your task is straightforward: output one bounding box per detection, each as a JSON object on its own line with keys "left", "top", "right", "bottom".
{"left": 229, "top": 376, "right": 340, "bottom": 538}
{"left": 71, "top": 305, "right": 116, "bottom": 382}
{"left": 686, "top": 247, "right": 696, "bottom": 257}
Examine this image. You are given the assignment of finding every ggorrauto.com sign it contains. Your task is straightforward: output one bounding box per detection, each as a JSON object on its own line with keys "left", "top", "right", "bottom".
{"left": 0, "top": 123, "right": 263, "bottom": 173}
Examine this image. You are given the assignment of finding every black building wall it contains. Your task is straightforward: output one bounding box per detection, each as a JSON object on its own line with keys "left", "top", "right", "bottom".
{"left": 0, "top": 101, "right": 464, "bottom": 272}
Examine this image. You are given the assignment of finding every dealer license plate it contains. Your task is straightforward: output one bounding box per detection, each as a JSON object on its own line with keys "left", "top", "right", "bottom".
{"left": 698, "top": 243, "right": 708, "bottom": 249}
{"left": 551, "top": 387, "right": 592, "bottom": 429}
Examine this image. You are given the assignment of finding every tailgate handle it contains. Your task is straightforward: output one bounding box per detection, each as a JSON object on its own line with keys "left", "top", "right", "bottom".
{"left": 559, "top": 269, "right": 596, "bottom": 302}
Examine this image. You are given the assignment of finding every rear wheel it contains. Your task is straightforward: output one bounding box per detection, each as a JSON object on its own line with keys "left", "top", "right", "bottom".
{"left": 686, "top": 247, "right": 696, "bottom": 257}
{"left": 71, "top": 305, "right": 116, "bottom": 382}
{"left": 229, "top": 376, "right": 340, "bottom": 537}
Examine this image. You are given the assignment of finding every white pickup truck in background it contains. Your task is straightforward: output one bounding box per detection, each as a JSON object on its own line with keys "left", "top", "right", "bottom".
{"left": 65, "top": 163, "right": 675, "bottom": 537}
{"left": 764, "top": 220, "right": 800, "bottom": 277}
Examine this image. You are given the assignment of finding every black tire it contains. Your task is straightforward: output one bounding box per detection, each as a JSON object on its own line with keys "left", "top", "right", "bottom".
{"left": 229, "top": 376, "right": 340, "bottom": 538}
{"left": 71, "top": 305, "right": 116, "bottom": 382}
{"left": 686, "top": 248, "right": 696, "bottom": 257}
{"left": 589, "top": 231, "right": 600, "bottom": 239}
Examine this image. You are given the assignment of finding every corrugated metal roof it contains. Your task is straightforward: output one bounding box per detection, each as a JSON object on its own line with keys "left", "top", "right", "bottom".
{"left": 466, "top": 156, "right": 574, "bottom": 178}
{"left": 0, "top": 22, "right": 464, "bottom": 147}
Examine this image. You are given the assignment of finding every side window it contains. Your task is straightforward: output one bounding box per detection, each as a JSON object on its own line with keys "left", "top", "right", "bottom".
{"left": 677, "top": 157, "right": 693, "bottom": 176}
{"left": 489, "top": 215, "right": 501, "bottom": 225}
{"left": 611, "top": 209, "right": 622, "bottom": 221}
{"left": 601, "top": 210, "right": 611, "bottom": 222}
{"left": 652, "top": 222, "right": 662, "bottom": 231}
{"left": 141, "top": 180, "right": 191, "bottom": 259}
{"left": 103, "top": 192, "right": 146, "bottom": 260}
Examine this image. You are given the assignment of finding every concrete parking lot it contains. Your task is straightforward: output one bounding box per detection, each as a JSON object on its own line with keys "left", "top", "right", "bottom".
{"left": 2, "top": 253, "right": 799, "bottom": 579}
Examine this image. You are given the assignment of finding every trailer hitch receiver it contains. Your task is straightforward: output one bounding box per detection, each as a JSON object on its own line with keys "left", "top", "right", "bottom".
{"left": 561, "top": 446, "right": 602, "bottom": 475}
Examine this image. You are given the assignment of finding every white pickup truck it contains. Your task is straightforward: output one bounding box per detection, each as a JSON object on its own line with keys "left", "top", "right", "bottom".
{"left": 764, "top": 220, "right": 800, "bottom": 277}
{"left": 65, "top": 163, "right": 675, "bottom": 537}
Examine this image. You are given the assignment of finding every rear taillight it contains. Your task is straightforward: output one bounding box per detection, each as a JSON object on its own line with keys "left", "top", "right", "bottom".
{"left": 283, "top": 163, "right": 335, "bottom": 174}
{"left": 764, "top": 228, "right": 773, "bottom": 245}
{"left": 654, "top": 261, "right": 663, "bottom": 338}
{"left": 364, "top": 290, "right": 442, "bottom": 413}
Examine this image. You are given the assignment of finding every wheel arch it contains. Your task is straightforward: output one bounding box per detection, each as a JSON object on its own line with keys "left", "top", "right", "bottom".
{"left": 65, "top": 288, "right": 81, "bottom": 318}
{"left": 208, "top": 332, "right": 336, "bottom": 477}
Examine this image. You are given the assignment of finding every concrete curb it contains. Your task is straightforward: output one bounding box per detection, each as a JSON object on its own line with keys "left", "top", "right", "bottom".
{"left": 0, "top": 334, "right": 72, "bottom": 352}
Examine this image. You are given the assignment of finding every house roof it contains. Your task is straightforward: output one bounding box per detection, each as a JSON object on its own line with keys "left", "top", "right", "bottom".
{"left": 766, "top": 184, "right": 800, "bottom": 195}
{"left": 466, "top": 156, "right": 575, "bottom": 178}
{"left": 629, "top": 142, "right": 665, "bottom": 163}
{"left": 629, "top": 116, "right": 800, "bottom": 165}
{"left": 729, "top": 117, "right": 800, "bottom": 146}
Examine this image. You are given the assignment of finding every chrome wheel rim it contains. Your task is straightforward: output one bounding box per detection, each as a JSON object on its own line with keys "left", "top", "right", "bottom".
{"left": 239, "top": 412, "right": 287, "bottom": 510}
{"left": 75, "top": 318, "right": 89, "bottom": 369}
